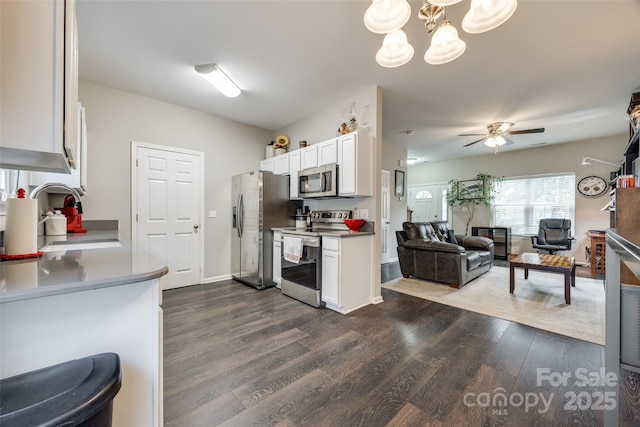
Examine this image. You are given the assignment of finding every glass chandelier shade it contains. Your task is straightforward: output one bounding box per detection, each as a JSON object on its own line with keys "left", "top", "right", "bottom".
{"left": 376, "top": 29, "right": 415, "bottom": 68}
{"left": 424, "top": 21, "right": 466, "bottom": 65}
{"left": 428, "top": 0, "right": 463, "bottom": 6}
{"left": 364, "top": 0, "right": 412, "bottom": 34}
{"left": 462, "top": 0, "right": 518, "bottom": 34}
{"left": 484, "top": 135, "right": 507, "bottom": 147}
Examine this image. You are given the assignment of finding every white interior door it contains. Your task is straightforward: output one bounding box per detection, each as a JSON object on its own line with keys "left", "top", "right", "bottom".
{"left": 133, "top": 142, "right": 203, "bottom": 290}
{"left": 381, "top": 170, "right": 391, "bottom": 264}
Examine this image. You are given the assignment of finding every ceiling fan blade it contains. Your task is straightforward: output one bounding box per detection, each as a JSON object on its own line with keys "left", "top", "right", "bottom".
{"left": 496, "top": 122, "right": 515, "bottom": 133}
{"left": 463, "top": 138, "right": 485, "bottom": 147}
{"left": 507, "top": 127, "right": 545, "bottom": 135}
{"left": 458, "top": 133, "right": 486, "bottom": 136}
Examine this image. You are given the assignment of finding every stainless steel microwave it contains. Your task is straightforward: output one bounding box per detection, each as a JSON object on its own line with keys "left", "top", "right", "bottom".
{"left": 298, "top": 163, "right": 338, "bottom": 198}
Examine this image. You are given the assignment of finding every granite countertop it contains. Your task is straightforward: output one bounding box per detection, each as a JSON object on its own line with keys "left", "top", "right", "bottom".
{"left": 0, "top": 231, "right": 168, "bottom": 304}
{"left": 606, "top": 228, "right": 640, "bottom": 280}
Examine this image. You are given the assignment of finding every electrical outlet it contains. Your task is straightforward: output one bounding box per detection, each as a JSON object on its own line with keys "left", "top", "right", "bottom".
{"left": 359, "top": 209, "right": 369, "bottom": 219}
{"left": 209, "top": 211, "right": 217, "bottom": 218}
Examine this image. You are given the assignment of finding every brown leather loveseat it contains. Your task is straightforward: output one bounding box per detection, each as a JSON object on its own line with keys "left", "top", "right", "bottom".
{"left": 395, "top": 221, "right": 494, "bottom": 288}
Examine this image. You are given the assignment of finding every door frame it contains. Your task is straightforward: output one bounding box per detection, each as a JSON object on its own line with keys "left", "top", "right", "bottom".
{"left": 381, "top": 169, "right": 391, "bottom": 264}
{"left": 130, "top": 141, "right": 205, "bottom": 286}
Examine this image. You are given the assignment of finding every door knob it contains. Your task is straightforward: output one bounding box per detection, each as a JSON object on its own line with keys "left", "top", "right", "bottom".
{"left": 193, "top": 224, "right": 199, "bottom": 230}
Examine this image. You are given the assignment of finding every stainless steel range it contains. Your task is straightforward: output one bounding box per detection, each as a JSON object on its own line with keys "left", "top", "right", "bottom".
{"left": 280, "top": 210, "right": 351, "bottom": 307}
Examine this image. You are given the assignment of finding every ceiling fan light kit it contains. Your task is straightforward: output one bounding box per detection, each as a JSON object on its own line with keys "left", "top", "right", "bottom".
{"left": 460, "top": 121, "right": 545, "bottom": 153}
{"left": 365, "top": 0, "right": 517, "bottom": 66}
{"left": 194, "top": 63, "right": 241, "bottom": 98}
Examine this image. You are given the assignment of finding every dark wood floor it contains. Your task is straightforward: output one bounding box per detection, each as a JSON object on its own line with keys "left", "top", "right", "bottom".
{"left": 163, "top": 265, "right": 609, "bottom": 427}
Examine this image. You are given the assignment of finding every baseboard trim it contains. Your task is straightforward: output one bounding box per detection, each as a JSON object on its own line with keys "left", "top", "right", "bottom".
{"left": 203, "top": 274, "right": 232, "bottom": 284}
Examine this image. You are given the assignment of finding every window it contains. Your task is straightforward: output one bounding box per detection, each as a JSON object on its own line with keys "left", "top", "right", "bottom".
{"left": 492, "top": 173, "right": 575, "bottom": 235}
{"left": 415, "top": 190, "right": 433, "bottom": 199}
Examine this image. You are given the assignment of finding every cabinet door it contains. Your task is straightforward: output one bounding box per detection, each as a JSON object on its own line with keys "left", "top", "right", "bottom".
{"left": 338, "top": 132, "right": 373, "bottom": 197}
{"left": 338, "top": 133, "right": 357, "bottom": 195}
{"left": 318, "top": 138, "right": 338, "bottom": 166}
{"left": 260, "top": 158, "right": 274, "bottom": 172}
{"left": 322, "top": 249, "right": 340, "bottom": 306}
{"left": 273, "top": 153, "right": 290, "bottom": 175}
{"left": 0, "top": 0, "right": 76, "bottom": 173}
{"left": 289, "top": 151, "right": 301, "bottom": 199}
{"left": 300, "top": 146, "right": 318, "bottom": 170}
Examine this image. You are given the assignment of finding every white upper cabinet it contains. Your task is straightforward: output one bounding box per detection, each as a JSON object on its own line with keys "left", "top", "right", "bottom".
{"left": 300, "top": 145, "right": 318, "bottom": 170}
{"left": 317, "top": 138, "right": 338, "bottom": 166}
{"left": 338, "top": 132, "right": 374, "bottom": 197}
{"left": 273, "top": 152, "right": 290, "bottom": 175}
{"left": 260, "top": 157, "right": 275, "bottom": 173}
{"left": 289, "top": 150, "right": 301, "bottom": 199}
{"left": 0, "top": 0, "right": 79, "bottom": 173}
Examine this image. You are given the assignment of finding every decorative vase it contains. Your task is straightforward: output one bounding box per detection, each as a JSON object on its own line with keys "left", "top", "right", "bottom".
{"left": 275, "top": 148, "right": 286, "bottom": 156}
{"left": 265, "top": 145, "right": 274, "bottom": 159}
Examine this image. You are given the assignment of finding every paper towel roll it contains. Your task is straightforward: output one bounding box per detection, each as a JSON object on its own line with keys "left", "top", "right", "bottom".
{"left": 5, "top": 197, "right": 38, "bottom": 255}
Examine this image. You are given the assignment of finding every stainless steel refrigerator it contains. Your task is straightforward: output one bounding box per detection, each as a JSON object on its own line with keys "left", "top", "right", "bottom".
{"left": 232, "top": 170, "right": 302, "bottom": 289}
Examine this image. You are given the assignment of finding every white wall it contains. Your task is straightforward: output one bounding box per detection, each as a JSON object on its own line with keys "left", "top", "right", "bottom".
{"left": 274, "top": 85, "right": 383, "bottom": 296}
{"left": 408, "top": 134, "right": 627, "bottom": 263}
{"left": 78, "top": 80, "right": 273, "bottom": 281}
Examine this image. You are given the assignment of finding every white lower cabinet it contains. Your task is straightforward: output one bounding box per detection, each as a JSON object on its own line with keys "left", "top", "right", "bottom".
{"left": 321, "top": 238, "right": 340, "bottom": 305}
{"left": 273, "top": 231, "right": 282, "bottom": 287}
{"left": 321, "top": 235, "right": 373, "bottom": 314}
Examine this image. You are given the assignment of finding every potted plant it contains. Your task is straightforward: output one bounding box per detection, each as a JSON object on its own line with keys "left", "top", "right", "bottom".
{"left": 446, "top": 173, "right": 502, "bottom": 235}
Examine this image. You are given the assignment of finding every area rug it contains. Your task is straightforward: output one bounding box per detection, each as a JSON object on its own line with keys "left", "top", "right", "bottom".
{"left": 382, "top": 266, "right": 605, "bottom": 345}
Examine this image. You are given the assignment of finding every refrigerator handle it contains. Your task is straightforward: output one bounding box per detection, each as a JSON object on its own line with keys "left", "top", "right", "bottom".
{"left": 232, "top": 206, "right": 237, "bottom": 229}
{"left": 238, "top": 193, "right": 244, "bottom": 237}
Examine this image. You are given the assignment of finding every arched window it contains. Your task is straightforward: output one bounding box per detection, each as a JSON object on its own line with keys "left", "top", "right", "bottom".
{"left": 415, "top": 190, "right": 433, "bottom": 200}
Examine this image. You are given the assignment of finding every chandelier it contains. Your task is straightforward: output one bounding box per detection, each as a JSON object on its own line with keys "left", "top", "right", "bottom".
{"left": 365, "top": 0, "right": 518, "bottom": 67}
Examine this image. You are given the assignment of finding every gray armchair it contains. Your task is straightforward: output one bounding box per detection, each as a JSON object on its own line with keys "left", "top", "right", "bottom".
{"left": 530, "top": 218, "right": 573, "bottom": 255}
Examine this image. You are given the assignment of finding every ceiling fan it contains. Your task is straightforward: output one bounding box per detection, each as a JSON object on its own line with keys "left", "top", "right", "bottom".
{"left": 460, "top": 122, "right": 545, "bottom": 151}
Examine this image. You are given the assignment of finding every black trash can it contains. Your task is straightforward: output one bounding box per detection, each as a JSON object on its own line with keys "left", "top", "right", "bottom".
{"left": 0, "top": 353, "right": 122, "bottom": 427}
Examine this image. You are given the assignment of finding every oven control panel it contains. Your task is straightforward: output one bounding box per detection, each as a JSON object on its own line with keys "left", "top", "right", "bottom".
{"left": 310, "top": 210, "right": 352, "bottom": 223}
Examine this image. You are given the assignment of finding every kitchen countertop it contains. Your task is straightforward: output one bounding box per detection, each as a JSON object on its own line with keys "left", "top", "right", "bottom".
{"left": 273, "top": 227, "right": 375, "bottom": 238}
{"left": 0, "top": 231, "right": 168, "bottom": 304}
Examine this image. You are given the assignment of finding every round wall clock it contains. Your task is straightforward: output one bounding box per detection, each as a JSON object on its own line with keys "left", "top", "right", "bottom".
{"left": 577, "top": 175, "right": 609, "bottom": 197}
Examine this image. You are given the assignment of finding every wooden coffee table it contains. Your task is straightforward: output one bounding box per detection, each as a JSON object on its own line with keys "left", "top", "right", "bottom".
{"left": 509, "top": 252, "right": 576, "bottom": 304}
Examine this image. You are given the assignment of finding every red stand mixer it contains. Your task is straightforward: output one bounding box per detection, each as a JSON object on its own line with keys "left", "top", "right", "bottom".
{"left": 60, "top": 195, "right": 87, "bottom": 233}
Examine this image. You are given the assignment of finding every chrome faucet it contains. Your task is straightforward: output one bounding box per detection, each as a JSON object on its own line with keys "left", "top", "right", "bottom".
{"left": 29, "top": 182, "right": 83, "bottom": 214}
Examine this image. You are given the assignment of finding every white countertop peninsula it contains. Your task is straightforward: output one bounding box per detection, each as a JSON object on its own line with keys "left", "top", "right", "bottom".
{"left": 0, "top": 230, "right": 167, "bottom": 426}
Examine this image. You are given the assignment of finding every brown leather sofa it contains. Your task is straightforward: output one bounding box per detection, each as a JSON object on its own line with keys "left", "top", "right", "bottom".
{"left": 395, "top": 221, "right": 494, "bottom": 288}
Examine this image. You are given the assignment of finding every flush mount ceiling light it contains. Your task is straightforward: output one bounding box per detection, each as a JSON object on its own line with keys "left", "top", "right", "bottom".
{"left": 194, "top": 64, "right": 241, "bottom": 98}
{"left": 364, "top": 0, "right": 517, "bottom": 66}
{"left": 406, "top": 157, "right": 418, "bottom": 164}
{"left": 581, "top": 157, "right": 621, "bottom": 167}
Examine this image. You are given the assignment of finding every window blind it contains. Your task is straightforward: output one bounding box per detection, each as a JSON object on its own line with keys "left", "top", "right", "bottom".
{"left": 492, "top": 173, "right": 575, "bottom": 235}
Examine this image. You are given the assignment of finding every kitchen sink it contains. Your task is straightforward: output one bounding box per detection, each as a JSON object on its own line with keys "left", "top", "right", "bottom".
{"left": 40, "top": 239, "right": 122, "bottom": 253}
